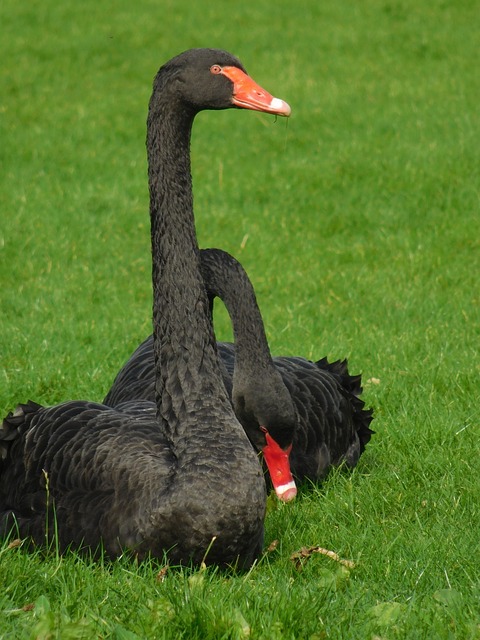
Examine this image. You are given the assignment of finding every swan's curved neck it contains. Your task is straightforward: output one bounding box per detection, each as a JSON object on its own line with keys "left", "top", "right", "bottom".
{"left": 227, "top": 286, "right": 273, "bottom": 374}
{"left": 147, "top": 100, "right": 230, "bottom": 438}
{"left": 203, "top": 252, "right": 274, "bottom": 374}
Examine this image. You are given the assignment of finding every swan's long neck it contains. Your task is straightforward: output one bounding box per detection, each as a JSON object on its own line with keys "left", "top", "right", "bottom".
{"left": 147, "top": 97, "right": 231, "bottom": 442}
{"left": 227, "top": 281, "right": 274, "bottom": 376}
{"left": 202, "top": 250, "right": 274, "bottom": 374}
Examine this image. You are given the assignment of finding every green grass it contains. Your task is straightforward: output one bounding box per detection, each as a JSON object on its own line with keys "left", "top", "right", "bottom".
{"left": 1, "top": 0, "right": 479, "bottom": 637}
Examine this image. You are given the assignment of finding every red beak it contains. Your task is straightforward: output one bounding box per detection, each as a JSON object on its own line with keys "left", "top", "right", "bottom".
{"left": 220, "top": 66, "right": 291, "bottom": 117}
{"left": 261, "top": 429, "right": 297, "bottom": 502}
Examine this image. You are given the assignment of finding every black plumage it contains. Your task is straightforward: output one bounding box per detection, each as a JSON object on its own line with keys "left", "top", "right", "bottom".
{"left": 0, "top": 48, "right": 292, "bottom": 566}
{"left": 104, "top": 249, "right": 374, "bottom": 486}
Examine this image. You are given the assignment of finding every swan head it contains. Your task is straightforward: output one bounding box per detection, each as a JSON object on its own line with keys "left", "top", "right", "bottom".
{"left": 233, "top": 375, "right": 297, "bottom": 502}
{"left": 154, "top": 48, "right": 291, "bottom": 117}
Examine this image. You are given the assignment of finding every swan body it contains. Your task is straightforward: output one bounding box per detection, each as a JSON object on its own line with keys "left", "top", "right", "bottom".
{"left": 104, "top": 250, "right": 374, "bottom": 487}
{"left": 0, "top": 49, "right": 291, "bottom": 567}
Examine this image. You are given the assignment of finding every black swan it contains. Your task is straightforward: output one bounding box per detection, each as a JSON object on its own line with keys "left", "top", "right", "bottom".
{"left": 104, "top": 251, "right": 374, "bottom": 486}
{"left": 0, "top": 48, "right": 292, "bottom": 567}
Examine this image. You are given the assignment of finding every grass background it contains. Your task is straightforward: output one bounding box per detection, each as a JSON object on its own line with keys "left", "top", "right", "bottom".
{"left": 1, "top": 0, "right": 479, "bottom": 637}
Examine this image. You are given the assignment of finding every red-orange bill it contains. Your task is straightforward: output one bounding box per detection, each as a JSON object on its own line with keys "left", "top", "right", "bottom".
{"left": 220, "top": 66, "right": 291, "bottom": 117}
{"left": 262, "top": 430, "right": 297, "bottom": 502}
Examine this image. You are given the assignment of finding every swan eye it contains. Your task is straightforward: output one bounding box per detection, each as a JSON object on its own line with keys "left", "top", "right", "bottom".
{"left": 210, "top": 65, "right": 222, "bottom": 75}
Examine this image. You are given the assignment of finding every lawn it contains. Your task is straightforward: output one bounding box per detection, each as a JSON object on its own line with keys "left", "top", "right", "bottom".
{"left": 1, "top": 0, "right": 479, "bottom": 638}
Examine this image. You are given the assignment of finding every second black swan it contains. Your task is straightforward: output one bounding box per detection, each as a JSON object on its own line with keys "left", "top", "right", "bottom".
{"left": 104, "top": 250, "right": 374, "bottom": 486}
